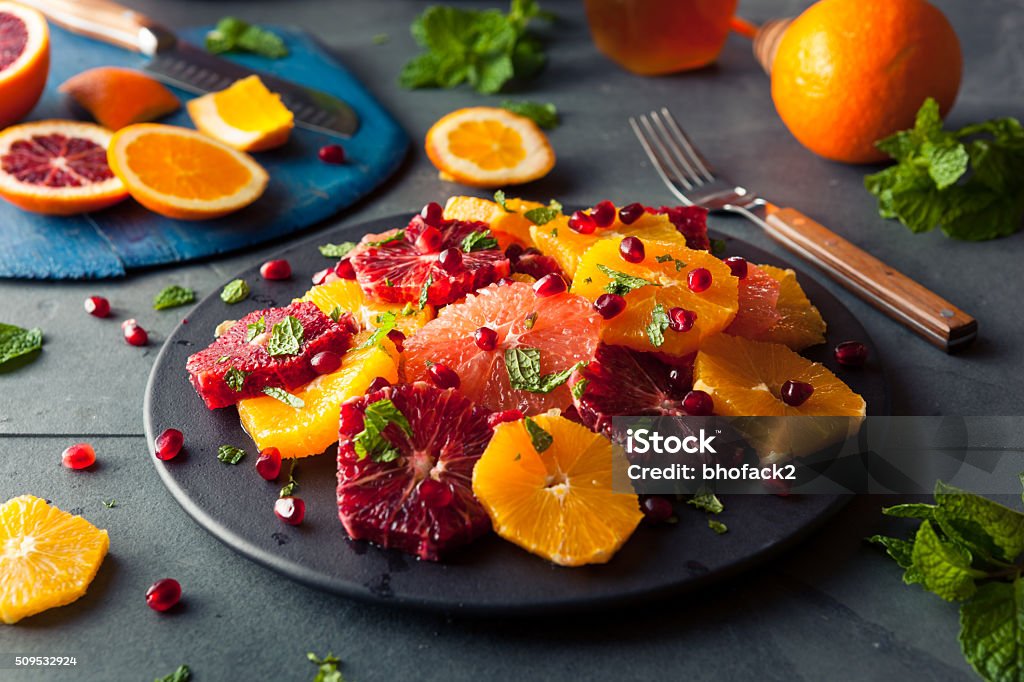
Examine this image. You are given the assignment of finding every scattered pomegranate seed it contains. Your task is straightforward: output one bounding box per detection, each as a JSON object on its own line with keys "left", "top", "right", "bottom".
{"left": 274, "top": 496, "right": 306, "bottom": 525}
{"left": 667, "top": 368, "right": 691, "bottom": 396}
{"left": 682, "top": 390, "right": 714, "bottom": 416}
{"left": 641, "top": 496, "right": 674, "bottom": 524}
{"left": 311, "top": 267, "right": 332, "bottom": 285}
{"left": 619, "top": 236, "right": 645, "bottom": 263}
{"left": 427, "top": 362, "right": 460, "bottom": 389}
{"left": 145, "top": 578, "right": 181, "bottom": 612}
{"left": 687, "top": 268, "right": 712, "bottom": 293}
{"left": 668, "top": 307, "right": 697, "bottom": 333}
{"left": 420, "top": 202, "right": 444, "bottom": 226}
{"left": 386, "top": 329, "right": 406, "bottom": 353}
{"left": 256, "top": 447, "right": 283, "bottom": 481}
{"left": 568, "top": 210, "right": 596, "bottom": 235}
{"left": 533, "top": 273, "right": 567, "bottom": 297}
{"left": 122, "top": 319, "right": 148, "bottom": 346}
{"left": 594, "top": 293, "right": 626, "bottom": 319}
{"left": 334, "top": 258, "right": 356, "bottom": 280}
{"left": 418, "top": 479, "right": 453, "bottom": 509}
{"left": 84, "top": 295, "right": 110, "bottom": 318}
{"left": 311, "top": 351, "right": 341, "bottom": 374}
{"left": 438, "top": 247, "right": 464, "bottom": 274}
{"left": 618, "top": 202, "right": 645, "bottom": 225}
{"left": 723, "top": 256, "right": 748, "bottom": 280}
{"left": 260, "top": 259, "right": 292, "bottom": 280}
{"left": 318, "top": 144, "right": 345, "bottom": 164}
{"left": 781, "top": 380, "right": 814, "bottom": 407}
{"left": 366, "top": 376, "right": 391, "bottom": 393}
{"left": 154, "top": 429, "right": 183, "bottom": 461}
{"left": 415, "top": 226, "right": 444, "bottom": 253}
{"left": 473, "top": 326, "right": 498, "bottom": 351}
{"left": 61, "top": 443, "right": 96, "bottom": 470}
{"left": 591, "top": 200, "right": 616, "bottom": 228}
{"left": 487, "top": 409, "right": 524, "bottom": 429}
{"left": 835, "top": 341, "right": 869, "bottom": 367}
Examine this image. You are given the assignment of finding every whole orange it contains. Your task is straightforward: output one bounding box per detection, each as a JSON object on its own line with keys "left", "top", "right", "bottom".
{"left": 771, "top": 0, "right": 962, "bottom": 164}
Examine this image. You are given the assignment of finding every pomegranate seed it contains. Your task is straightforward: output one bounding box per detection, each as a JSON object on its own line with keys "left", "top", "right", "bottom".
{"left": 84, "top": 295, "right": 110, "bottom": 318}
{"left": 122, "top": 319, "right": 148, "bottom": 346}
{"left": 420, "top": 202, "right": 444, "bottom": 226}
{"left": 568, "top": 210, "right": 596, "bottom": 235}
{"left": 781, "top": 380, "right": 815, "bottom": 407}
{"left": 145, "top": 578, "right": 181, "bottom": 612}
{"left": 682, "top": 390, "right": 714, "bottom": 416}
{"left": 311, "top": 267, "right": 332, "bottom": 285}
{"left": 668, "top": 307, "right": 697, "bottom": 333}
{"left": 594, "top": 293, "right": 626, "bottom": 319}
{"left": 318, "top": 144, "right": 345, "bottom": 164}
{"left": 415, "top": 226, "right": 444, "bottom": 254}
{"left": 723, "top": 256, "right": 748, "bottom": 280}
{"left": 835, "top": 341, "right": 869, "bottom": 367}
{"left": 505, "top": 243, "right": 525, "bottom": 262}
{"left": 275, "top": 496, "right": 306, "bottom": 525}
{"left": 473, "top": 326, "right": 498, "bottom": 351}
{"left": 333, "top": 258, "right": 356, "bottom": 280}
{"left": 427, "top": 362, "right": 460, "bottom": 389}
{"left": 591, "top": 200, "right": 616, "bottom": 228}
{"left": 641, "top": 496, "right": 674, "bottom": 524}
{"left": 667, "top": 368, "right": 691, "bottom": 396}
{"left": 487, "top": 409, "right": 524, "bottom": 428}
{"left": 311, "top": 351, "right": 341, "bottom": 374}
{"left": 497, "top": 277, "right": 515, "bottom": 286}
{"left": 687, "top": 268, "right": 712, "bottom": 293}
{"left": 533, "top": 273, "right": 567, "bottom": 297}
{"left": 619, "top": 236, "right": 646, "bottom": 263}
{"left": 418, "top": 478, "right": 453, "bottom": 509}
{"left": 61, "top": 443, "right": 95, "bottom": 470}
{"left": 386, "top": 329, "right": 406, "bottom": 352}
{"left": 154, "top": 429, "right": 183, "bottom": 461}
{"left": 438, "top": 248, "right": 464, "bottom": 273}
{"left": 260, "top": 259, "right": 291, "bottom": 280}
{"left": 618, "top": 202, "right": 645, "bottom": 225}
{"left": 255, "top": 447, "right": 282, "bottom": 481}
{"left": 366, "top": 376, "right": 391, "bottom": 393}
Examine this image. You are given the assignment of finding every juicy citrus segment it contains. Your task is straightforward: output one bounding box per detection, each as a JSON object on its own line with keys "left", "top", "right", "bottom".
{"left": 531, "top": 211, "right": 685, "bottom": 279}
{"left": 299, "top": 279, "right": 434, "bottom": 337}
{"left": 107, "top": 123, "right": 268, "bottom": 220}
{"left": 572, "top": 238, "right": 738, "bottom": 357}
{"left": 59, "top": 67, "right": 180, "bottom": 130}
{"left": 238, "top": 336, "right": 399, "bottom": 458}
{"left": 425, "top": 107, "right": 555, "bottom": 188}
{"left": 0, "top": 2, "right": 49, "bottom": 129}
{"left": 443, "top": 195, "right": 543, "bottom": 247}
{"left": 472, "top": 414, "right": 642, "bottom": 566}
{"left": 755, "top": 265, "right": 826, "bottom": 350}
{"left": 187, "top": 75, "right": 294, "bottom": 152}
{"left": 724, "top": 263, "right": 781, "bottom": 339}
{"left": 0, "top": 495, "right": 109, "bottom": 624}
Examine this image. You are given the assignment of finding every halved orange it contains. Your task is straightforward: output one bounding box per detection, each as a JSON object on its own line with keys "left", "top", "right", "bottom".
{"left": 443, "top": 194, "right": 543, "bottom": 248}
{"left": 754, "top": 265, "right": 827, "bottom": 350}
{"left": 107, "top": 123, "right": 268, "bottom": 220}
{"left": 299, "top": 278, "right": 433, "bottom": 338}
{"left": 59, "top": 67, "right": 179, "bottom": 130}
{"left": 425, "top": 107, "right": 555, "bottom": 188}
{"left": 187, "top": 75, "right": 294, "bottom": 152}
{"left": 472, "top": 414, "right": 642, "bottom": 566}
{"left": 0, "top": 2, "right": 49, "bottom": 128}
{"left": 1, "top": 494, "right": 109, "bottom": 624}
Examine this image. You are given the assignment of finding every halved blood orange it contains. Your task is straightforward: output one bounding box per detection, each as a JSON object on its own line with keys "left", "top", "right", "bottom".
{"left": 0, "top": 120, "right": 128, "bottom": 215}
{"left": 754, "top": 265, "right": 827, "bottom": 350}
{"left": 0, "top": 2, "right": 49, "bottom": 128}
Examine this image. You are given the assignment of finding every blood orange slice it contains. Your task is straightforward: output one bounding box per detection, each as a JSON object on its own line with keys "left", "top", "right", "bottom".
{"left": 725, "top": 263, "right": 782, "bottom": 339}
{"left": 0, "top": 120, "right": 127, "bottom": 215}
{"left": 403, "top": 281, "right": 602, "bottom": 414}
{"left": 337, "top": 382, "right": 494, "bottom": 561}
{"left": 0, "top": 2, "right": 49, "bottom": 129}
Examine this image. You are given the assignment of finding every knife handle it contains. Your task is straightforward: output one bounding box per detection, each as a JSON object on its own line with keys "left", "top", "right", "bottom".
{"left": 763, "top": 207, "right": 977, "bottom": 353}
{"left": 18, "top": 0, "right": 175, "bottom": 55}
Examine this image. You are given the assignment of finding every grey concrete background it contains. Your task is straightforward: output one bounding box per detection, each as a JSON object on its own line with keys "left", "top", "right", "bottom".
{"left": 2, "top": 0, "right": 1021, "bottom": 679}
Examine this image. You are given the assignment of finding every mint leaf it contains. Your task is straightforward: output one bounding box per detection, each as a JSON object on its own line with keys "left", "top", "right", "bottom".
{"left": 245, "top": 316, "right": 265, "bottom": 342}
{"left": 571, "top": 378, "right": 588, "bottom": 400}
{"left": 154, "top": 664, "right": 190, "bottom": 682}
{"left": 501, "top": 100, "right": 559, "bottom": 129}
{"left": 494, "top": 190, "right": 513, "bottom": 212}
{"left": 868, "top": 535, "right": 916, "bottom": 570}
{"left": 911, "top": 520, "right": 985, "bottom": 601}
{"left": 369, "top": 230, "right": 405, "bottom": 247}
{"left": 353, "top": 398, "right": 413, "bottom": 463}
{"left": 689, "top": 487, "right": 724, "bottom": 514}
{"left": 646, "top": 303, "right": 670, "bottom": 347}
{"left": 418, "top": 274, "right": 433, "bottom": 310}
{"left": 319, "top": 242, "right": 356, "bottom": 258}
{"left": 524, "top": 200, "right": 562, "bottom": 226}
{"left": 461, "top": 230, "right": 499, "bottom": 252}
{"left": 0, "top": 322, "right": 43, "bottom": 368}
{"left": 933, "top": 480, "right": 1024, "bottom": 562}
{"left": 206, "top": 17, "right": 287, "bottom": 58}
{"left": 307, "top": 651, "right": 344, "bottom": 682}
{"left": 102, "top": 499, "right": 117, "bottom": 509}
{"left": 328, "top": 306, "right": 343, "bottom": 323}
{"left": 220, "top": 279, "right": 249, "bottom": 304}
{"left": 708, "top": 518, "right": 728, "bottom": 534}
{"left": 524, "top": 417, "right": 552, "bottom": 453}
{"left": 524, "top": 311, "right": 537, "bottom": 329}
{"left": 224, "top": 367, "right": 249, "bottom": 392}
{"left": 882, "top": 502, "right": 936, "bottom": 520}
{"left": 279, "top": 461, "right": 298, "bottom": 498}
{"left": 358, "top": 311, "right": 397, "bottom": 350}
{"left": 959, "top": 578, "right": 1023, "bottom": 682}
{"left": 655, "top": 253, "right": 686, "bottom": 271}
{"left": 262, "top": 386, "right": 304, "bottom": 408}
{"left": 267, "top": 316, "right": 304, "bottom": 356}
{"left": 505, "top": 346, "right": 540, "bottom": 389}
{"left": 217, "top": 445, "right": 246, "bottom": 465}
{"left": 153, "top": 285, "right": 195, "bottom": 310}
{"left": 924, "top": 141, "right": 970, "bottom": 190}
{"left": 597, "top": 264, "right": 660, "bottom": 296}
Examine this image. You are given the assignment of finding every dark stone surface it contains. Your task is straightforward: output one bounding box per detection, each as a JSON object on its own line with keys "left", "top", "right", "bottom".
{"left": 2, "top": 0, "right": 1020, "bottom": 679}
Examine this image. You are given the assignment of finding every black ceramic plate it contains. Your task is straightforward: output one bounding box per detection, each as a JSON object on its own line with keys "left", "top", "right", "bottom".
{"left": 144, "top": 213, "right": 888, "bottom": 614}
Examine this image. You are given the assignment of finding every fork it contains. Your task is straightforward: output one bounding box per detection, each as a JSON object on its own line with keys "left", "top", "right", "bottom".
{"left": 630, "top": 108, "right": 977, "bottom": 353}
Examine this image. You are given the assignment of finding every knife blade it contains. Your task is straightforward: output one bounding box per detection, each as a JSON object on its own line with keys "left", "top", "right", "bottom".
{"left": 21, "top": 0, "right": 359, "bottom": 137}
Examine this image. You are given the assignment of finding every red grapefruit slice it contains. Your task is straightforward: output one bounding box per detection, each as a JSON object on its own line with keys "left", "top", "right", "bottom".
{"left": 0, "top": 2, "right": 49, "bottom": 128}
{"left": 725, "top": 263, "right": 782, "bottom": 339}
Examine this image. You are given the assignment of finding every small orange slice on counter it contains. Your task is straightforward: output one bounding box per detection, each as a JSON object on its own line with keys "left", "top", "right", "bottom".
{"left": 187, "top": 75, "right": 294, "bottom": 152}
{"left": 59, "top": 67, "right": 180, "bottom": 130}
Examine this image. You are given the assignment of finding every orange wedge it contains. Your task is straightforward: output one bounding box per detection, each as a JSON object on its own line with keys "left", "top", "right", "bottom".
{"left": 107, "top": 123, "right": 268, "bottom": 220}
{"left": 187, "top": 75, "right": 294, "bottom": 152}
{"left": 59, "top": 67, "right": 179, "bottom": 130}
{"left": 299, "top": 279, "right": 433, "bottom": 338}
{"left": 754, "top": 265, "right": 827, "bottom": 350}
{"left": 1, "top": 494, "right": 109, "bottom": 624}
{"left": 425, "top": 107, "right": 555, "bottom": 188}
{"left": 0, "top": 2, "right": 49, "bottom": 128}
{"left": 443, "top": 194, "right": 544, "bottom": 248}
{"left": 472, "top": 414, "right": 642, "bottom": 567}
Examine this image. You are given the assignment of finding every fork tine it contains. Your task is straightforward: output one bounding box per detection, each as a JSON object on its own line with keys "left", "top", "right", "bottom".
{"left": 648, "top": 110, "right": 708, "bottom": 190}
{"left": 629, "top": 115, "right": 692, "bottom": 204}
{"left": 658, "top": 107, "right": 716, "bottom": 184}
{"left": 637, "top": 114, "right": 698, "bottom": 193}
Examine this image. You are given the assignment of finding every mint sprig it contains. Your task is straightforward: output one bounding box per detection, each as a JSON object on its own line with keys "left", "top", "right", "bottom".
{"left": 596, "top": 264, "right": 660, "bottom": 296}
{"left": 461, "top": 230, "right": 499, "bottom": 252}
{"left": 523, "top": 199, "right": 562, "bottom": 226}
{"left": 352, "top": 398, "right": 412, "bottom": 463}
{"left": 646, "top": 303, "right": 670, "bottom": 347}
{"left": 523, "top": 417, "right": 552, "bottom": 453}
{"left": 262, "top": 386, "right": 304, "bottom": 408}
{"left": 358, "top": 311, "right": 397, "bottom": 350}
{"left": 501, "top": 100, "right": 559, "bottom": 129}
{"left": 0, "top": 322, "right": 43, "bottom": 369}
{"left": 245, "top": 315, "right": 266, "bottom": 342}
{"left": 206, "top": 17, "right": 288, "bottom": 59}
{"left": 319, "top": 242, "right": 356, "bottom": 258}
{"left": 307, "top": 651, "right": 344, "bottom": 682}
{"left": 224, "top": 367, "right": 249, "bottom": 392}
{"left": 216, "top": 445, "right": 246, "bottom": 465}
{"left": 504, "top": 347, "right": 581, "bottom": 394}
{"left": 153, "top": 285, "right": 195, "bottom": 310}
{"left": 220, "top": 279, "right": 249, "bottom": 304}
{"left": 154, "top": 664, "right": 190, "bottom": 682}
{"left": 267, "top": 316, "right": 304, "bottom": 356}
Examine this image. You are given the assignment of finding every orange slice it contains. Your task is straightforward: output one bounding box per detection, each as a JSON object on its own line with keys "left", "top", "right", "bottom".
{"left": 187, "top": 75, "right": 294, "bottom": 152}
{"left": 0, "top": 2, "right": 49, "bottom": 128}
{"left": 107, "top": 123, "right": 268, "bottom": 220}
{"left": 425, "top": 107, "right": 555, "bottom": 188}
{"left": 59, "top": 67, "right": 180, "bottom": 130}
{"left": 443, "top": 194, "right": 543, "bottom": 248}
{"left": 299, "top": 278, "right": 433, "bottom": 338}
{"left": 754, "top": 265, "right": 827, "bottom": 350}
{"left": 572, "top": 237, "right": 739, "bottom": 357}
{"left": 1, "top": 494, "right": 109, "bottom": 624}
{"left": 472, "top": 414, "right": 642, "bottom": 566}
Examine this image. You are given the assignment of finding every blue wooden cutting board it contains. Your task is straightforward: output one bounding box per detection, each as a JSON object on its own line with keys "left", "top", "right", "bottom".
{"left": 0, "top": 24, "right": 409, "bottom": 280}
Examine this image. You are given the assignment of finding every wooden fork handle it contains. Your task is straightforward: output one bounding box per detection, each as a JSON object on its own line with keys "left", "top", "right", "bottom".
{"left": 763, "top": 207, "right": 977, "bottom": 352}
{"left": 18, "top": 0, "right": 175, "bottom": 55}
